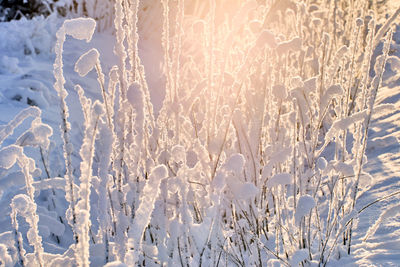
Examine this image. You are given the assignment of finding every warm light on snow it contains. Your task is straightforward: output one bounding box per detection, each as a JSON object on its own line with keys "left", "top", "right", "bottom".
{"left": 0, "top": 0, "right": 399, "bottom": 266}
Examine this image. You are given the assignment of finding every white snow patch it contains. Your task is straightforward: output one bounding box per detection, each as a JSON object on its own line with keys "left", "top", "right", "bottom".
{"left": 224, "top": 153, "right": 245, "bottom": 174}
{"left": 321, "top": 84, "right": 343, "bottom": 109}
{"left": 0, "top": 55, "right": 21, "bottom": 74}
{"left": 295, "top": 195, "right": 316, "bottom": 225}
{"left": 290, "top": 249, "right": 308, "bottom": 266}
{"left": 266, "top": 173, "right": 292, "bottom": 188}
{"left": 364, "top": 204, "right": 400, "bottom": 241}
{"left": 229, "top": 181, "right": 259, "bottom": 200}
{"left": 335, "top": 162, "right": 355, "bottom": 177}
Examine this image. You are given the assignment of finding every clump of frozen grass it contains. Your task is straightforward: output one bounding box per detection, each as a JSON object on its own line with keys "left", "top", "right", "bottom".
{"left": 50, "top": 1, "right": 398, "bottom": 265}
{"left": 0, "top": 1, "right": 399, "bottom": 266}
{"left": 53, "top": 16, "right": 96, "bottom": 243}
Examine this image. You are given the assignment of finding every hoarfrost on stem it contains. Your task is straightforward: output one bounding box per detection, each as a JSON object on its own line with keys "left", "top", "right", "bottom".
{"left": 125, "top": 165, "right": 168, "bottom": 264}
{"left": 75, "top": 48, "right": 100, "bottom": 77}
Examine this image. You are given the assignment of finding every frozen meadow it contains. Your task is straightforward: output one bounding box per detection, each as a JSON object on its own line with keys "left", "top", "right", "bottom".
{"left": 0, "top": 0, "right": 399, "bottom": 266}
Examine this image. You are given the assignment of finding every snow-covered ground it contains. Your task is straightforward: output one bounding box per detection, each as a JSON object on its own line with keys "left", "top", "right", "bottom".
{"left": 343, "top": 27, "right": 400, "bottom": 266}
{"left": 0, "top": 6, "right": 400, "bottom": 266}
{"left": 350, "top": 50, "right": 400, "bottom": 266}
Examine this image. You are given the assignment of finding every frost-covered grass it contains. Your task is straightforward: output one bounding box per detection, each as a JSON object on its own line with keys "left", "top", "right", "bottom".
{"left": 0, "top": 0, "right": 399, "bottom": 266}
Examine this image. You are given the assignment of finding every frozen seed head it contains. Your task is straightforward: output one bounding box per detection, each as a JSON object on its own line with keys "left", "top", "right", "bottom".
{"left": 225, "top": 153, "right": 245, "bottom": 174}
{"left": 237, "top": 182, "right": 259, "bottom": 199}
{"left": 0, "top": 145, "right": 22, "bottom": 169}
{"left": 321, "top": 84, "right": 343, "bottom": 109}
{"left": 33, "top": 123, "right": 52, "bottom": 142}
{"left": 290, "top": 76, "right": 304, "bottom": 88}
{"left": 267, "top": 173, "right": 292, "bottom": 188}
{"left": 335, "top": 162, "right": 355, "bottom": 177}
{"left": 12, "top": 194, "right": 33, "bottom": 214}
{"left": 75, "top": 48, "right": 100, "bottom": 77}
{"left": 150, "top": 165, "right": 168, "bottom": 180}
{"left": 16, "top": 121, "right": 52, "bottom": 149}
{"left": 109, "top": 66, "right": 119, "bottom": 82}
{"left": 127, "top": 82, "right": 143, "bottom": 108}
{"left": 295, "top": 195, "right": 316, "bottom": 225}
{"left": 171, "top": 145, "right": 186, "bottom": 165}
{"left": 63, "top": 18, "right": 96, "bottom": 42}
{"left": 93, "top": 100, "right": 104, "bottom": 116}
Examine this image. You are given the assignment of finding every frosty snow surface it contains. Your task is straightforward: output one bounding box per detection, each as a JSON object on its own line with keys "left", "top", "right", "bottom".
{"left": 0, "top": 1, "right": 399, "bottom": 266}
